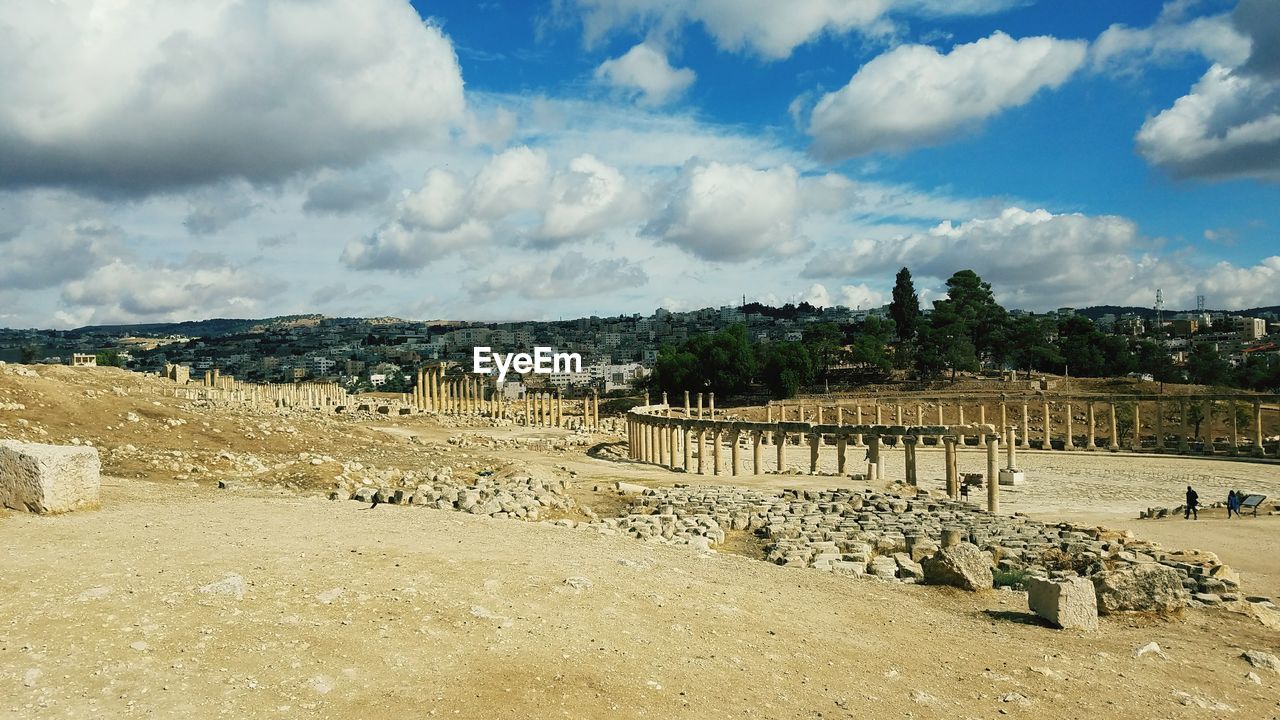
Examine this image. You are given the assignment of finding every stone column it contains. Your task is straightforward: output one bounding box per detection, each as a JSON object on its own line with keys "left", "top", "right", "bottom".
{"left": 696, "top": 393, "right": 703, "bottom": 419}
{"left": 776, "top": 427, "right": 786, "bottom": 473}
{"left": 957, "top": 406, "right": 966, "bottom": 447}
{"left": 727, "top": 429, "right": 739, "bottom": 476}
{"left": 836, "top": 434, "right": 847, "bottom": 475}
{"left": 683, "top": 390, "right": 690, "bottom": 418}
{"left": 875, "top": 404, "right": 883, "bottom": 425}
{"left": 668, "top": 424, "right": 678, "bottom": 470}
{"left": 556, "top": 391, "right": 563, "bottom": 428}
{"left": 752, "top": 430, "right": 762, "bottom": 475}
{"left": 524, "top": 393, "right": 531, "bottom": 426}
{"left": 987, "top": 434, "right": 1000, "bottom": 514}
{"left": 1230, "top": 399, "right": 1239, "bottom": 456}
{"left": 1063, "top": 402, "right": 1074, "bottom": 450}
{"left": 1006, "top": 426, "right": 1017, "bottom": 469}
{"left": 1109, "top": 402, "right": 1120, "bottom": 451}
{"left": 697, "top": 429, "right": 706, "bottom": 474}
{"left": 999, "top": 402, "right": 1007, "bottom": 439}
{"left": 855, "top": 405, "right": 864, "bottom": 446}
{"left": 1131, "top": 403, "right": 1142, "bottom": 452}
{"left": 837, "top": 406, "right": 844, "bottom": 427}
{"left": 809, "top": 432, "right": 820, "bottom": 474}
{"left": 709, "top": 393, "right": 715, "bottom": 419}
{"left": 944, "top": 438, "right": 958, "bottom": 499}
{"left": 1042, "top": 400, "right": 1052, "bottom": 450}
{"left": 895, "top": 404, "right": 902, "bottom": 425}
{"left": 1020, "top": 403, "right": 1031, "bottom": 450}
{"left": 916, "top": 403, "right": 924, "bottom": 426}
{"left": 1254, "top": 400, "right": 1265, "bottom": 457}
{"left": 979, "top": 405, "right": 988, "bottom": 449}
{"left": 904, "top": 435, "right": 918, "bottom": 486}
{"left": 766, "top": 404, "right": 774, "bottom": 425}
{"left": 712, "top": 429, "right": 722, "bottom": 476}
{"left": 1086, "top": 403, "right": 1096, "bottom": 450}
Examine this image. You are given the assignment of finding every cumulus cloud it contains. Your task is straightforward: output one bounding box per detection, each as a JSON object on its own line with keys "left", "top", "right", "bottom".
{"left": 594, "top": 43, "right": 695, "bottom": 105}
{"left": 1137, "top": 65, "right": 1280, "bottom": 181}
{"left": 796, "top": 282, "right": 884, "bottom": 309}
{"left": 1135, "top": 1, "right": 1280, "bottom": 182}
{"left": 0, "top": 0, "right": 465, "bottom": 195}
{"left": 1090, "top": 5, "right": 1249, "bottom": 74}
{"left": 802, "top": 206, "right": 1280, "bottom": 310}
{"left": 565, "top": 0, "right": 1020, "bottom": 59}
{"left": 471, "top": 252, "right": 648, "bottom": 301}
{"left": 0, "top": 220, "right": 118, "bottom": 290}
{"left": 342, "top": 147, "right": 640, "bottom": 269}
{"left": 645, "top": 160, "right": 808, "bottom": 261}
{"left": 59, "top": 255, "right": 284, "bottom": 325}
{"left": 808, "top": 32, "right": 1087, "bottom": 159}
{"left": 183, "top": 184, "right": 257, "bottom": 235}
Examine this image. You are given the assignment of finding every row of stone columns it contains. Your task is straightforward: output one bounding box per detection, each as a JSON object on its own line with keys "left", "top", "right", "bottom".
{"left": 175, "top": 380, "right": 350, "bottom": 408}
{"left": 782, "top": 397, "right": 1274, "bottom": 457}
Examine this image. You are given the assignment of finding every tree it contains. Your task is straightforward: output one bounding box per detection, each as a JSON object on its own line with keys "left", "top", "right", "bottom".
{"left": 889, "top": 267, "right": 920, "bottom": 342}
{"left": 801, "top": 322, "right": 845, "bottom": 383}
{"left": 647, "top": 325, "right": 756, "bottom": 398}
{"left": 95, "top": 350, "right": 124, "bottom": 367}
{"left": 757, "top": 342, "right": 813, "bottom": 399}
{"left": 19, "top": 346, "right": 38, "bottom": 364}
{"left": 1006, "top": 315, "right": 1061, "bottom": 376}
{"left": 938, "top": 270, "right": 1009, "bottom": 365}
{"left": 916, "top": 298, "right": 979, "bottom": 381}
{"left": 1186, "top": 343, "right": 1231, "bottom": 387}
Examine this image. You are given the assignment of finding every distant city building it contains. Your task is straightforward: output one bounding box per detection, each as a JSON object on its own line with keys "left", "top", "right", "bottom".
{"left": 1236, "top": 317, "right": 1267, "bottom": 340}
{"left": 71, "top": 353, "right": 97, "bottom": 367}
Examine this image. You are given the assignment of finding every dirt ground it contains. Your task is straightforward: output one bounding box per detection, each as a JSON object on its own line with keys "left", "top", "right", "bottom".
{"left": 4, "top": 365, "right": 1280, "bottom": 718}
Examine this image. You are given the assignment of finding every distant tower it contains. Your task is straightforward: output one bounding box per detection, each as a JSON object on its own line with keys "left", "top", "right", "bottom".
{"left": 1155, "top": 289, "right": 1164, "bottom": 329}
{"left": 1196, "top": 294, "right": 1206, "bottom": 314}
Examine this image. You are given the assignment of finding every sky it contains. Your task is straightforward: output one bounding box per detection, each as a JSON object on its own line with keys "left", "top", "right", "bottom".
{"left": 1, "top": 0, "right": 1278, "bottom": 329}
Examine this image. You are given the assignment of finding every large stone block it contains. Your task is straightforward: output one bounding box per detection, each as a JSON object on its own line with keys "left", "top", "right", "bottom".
{"left": 1091, "top": 564, "right": 1189, "bottom": 615}
{"left": 922, "top": 542, "right": 993, "bottom": 591}
{"left": 1028, "top": 577, "right": 1098, "bottom": 630}
{"left": 0, "top": 441, "right": 101, "bottom": 514}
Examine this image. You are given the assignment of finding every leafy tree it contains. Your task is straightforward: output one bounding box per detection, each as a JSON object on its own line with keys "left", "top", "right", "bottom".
{"left": 1186, "top": 342, "right": 1231, "bottom": 386}
{"left": 1006, "top": 316, "right": 1061, "bottom": 375}
{"left": 938, "top": 269, "right": 1009, "bottom": 365}
{"left": 888, "top": 267, "right": 920, "bottom": 342}
{"left": 95, "top": 350, "right": 124, "bottom": 367}
{"left": 648, "top": 325, "right": 756, "bottom": 398}
{"left": 1133, "top": 339, "right": 1183, "bottom": 384}
{"left": 757, "top": 341, "right": 813, "bottom": 399}
{"left": 916, "top": 298, "right": 979, "bottom": 380}
{"left": 801, "top": 322, "right": 845, "bottom": 382}
{"left": 19, "top": 346, "right": 38, "bottom": 364}
{"left": 1116, "top": 403, "right": 1135, "bottom": 446}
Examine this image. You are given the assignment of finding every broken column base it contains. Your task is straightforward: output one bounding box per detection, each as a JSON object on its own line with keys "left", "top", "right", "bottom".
{"left": 998, "top": 469, "right": 1025, "bottom": 486}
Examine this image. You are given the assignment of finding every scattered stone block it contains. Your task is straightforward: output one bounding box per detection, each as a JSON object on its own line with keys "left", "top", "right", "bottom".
{"left": 1092, "top": 564, "right": 1189, "bottom": 615}
{"left": 922, "top": 543, "right": 993, "bottom": 591}
{"left": 0, "top": 440, "right": 101, "bottom": 514}
{"left": 1242, "top": 650, "right": 1280, "bottom": 673}
{"left": 1028, "top": 577, "right": 1098, "bottom": 630}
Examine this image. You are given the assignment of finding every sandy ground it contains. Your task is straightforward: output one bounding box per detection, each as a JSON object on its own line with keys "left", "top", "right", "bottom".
{"left": 5, "top": 480, "right": 1280, "bottom": 720}
{"left": 5, "top": 366, "right": 1280, "bottom": 717}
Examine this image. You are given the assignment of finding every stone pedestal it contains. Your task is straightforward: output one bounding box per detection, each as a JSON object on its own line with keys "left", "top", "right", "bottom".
{"left": 998, "top": 469, "right": 1025, "bottom": 486}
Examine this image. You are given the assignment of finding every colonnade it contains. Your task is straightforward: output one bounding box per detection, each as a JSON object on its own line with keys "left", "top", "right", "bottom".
{"left": 174, "top": 378, "right": 350, "bottom": 408}
{"left": 770, "top": 394, "right": 1279, "bottom": 458}
{"left": 625, "top": 404, "right": 1003, "bottom": 512}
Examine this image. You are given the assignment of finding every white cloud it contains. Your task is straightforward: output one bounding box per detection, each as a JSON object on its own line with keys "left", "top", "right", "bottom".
{"left": 0, "top": 0, "right": 465, "bottom": 194}
{"left": 1136, "top": 65, "right": 1280, "bottom": 182}
{"left": 801, "top": 206, "right": 1280, "bottom": 310}
{"left": 808, "top": 32, "right": 1087, "bottom": 159}
{"left": 539, "top": 154, "right": 643, "bottom": 243}
{"left": 60, "top": 255, "right": 283, "bottom": 325}
{"left": 471, "top": 252, "right": 648, "bottom": 301}
{"left": 183, "top": 183, "right": 258, "bottom": 235}
{"left": 565, "top": 0, "right": 1020, "bottom": 59}
{"left": 594, "top": 43, "right": 695, "bottom": 105}
{"left": 0, "top": 220, "right": 118, "bottom": 291}
{"left": 644, "top": 160, "right": 808, "bottom": 262}
{"left": 796, "top": 282, "right": 884, "bottom": 309}
{"left": 1090, "top": 7, "right": 1249, "bottom": 74}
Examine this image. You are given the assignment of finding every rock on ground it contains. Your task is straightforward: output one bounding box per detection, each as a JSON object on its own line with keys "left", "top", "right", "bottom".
{"left": 1028, "top": 576, "right": 1098, "bottom": 630}
{"left": 1091, "top": 564, "right": 1189, "bottom": 615}
{"left": 0, "top": 440, "right": 101, "bottom": 514}
{"left": 922, "top": 543, "right": 993, "bottom": 591}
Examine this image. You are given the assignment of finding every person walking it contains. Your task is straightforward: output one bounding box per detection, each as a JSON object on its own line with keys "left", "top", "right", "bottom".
{"left": 1227, "top": 489, "right": 1239, "bottom": 519}
{"left": 1185, "top": 485, "right": 1199, "bottom": 520}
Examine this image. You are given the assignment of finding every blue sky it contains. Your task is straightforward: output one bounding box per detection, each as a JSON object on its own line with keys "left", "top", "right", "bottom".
{"left": 0, "top": 0, "right": 1277, "bottom": 328}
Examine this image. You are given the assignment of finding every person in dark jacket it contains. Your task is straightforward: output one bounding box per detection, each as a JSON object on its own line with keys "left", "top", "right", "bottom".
{"left": 1227, "top": 490, "right": 1239, "bottom": 519}
{"left": 1185, "top": 485, "right": 1199, "bottom": 520}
